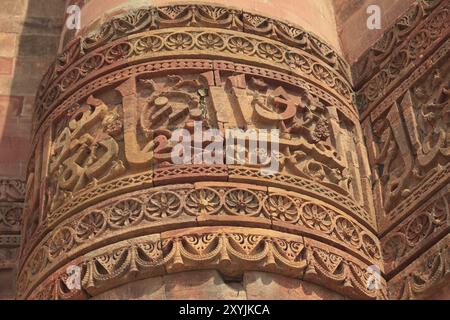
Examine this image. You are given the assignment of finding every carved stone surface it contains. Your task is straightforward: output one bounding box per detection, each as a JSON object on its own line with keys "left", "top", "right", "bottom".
{"left": 0, "top": 177, "right": 24, "bottom": 295}
{"left": 353, "top": 0, "right": 447, "bottom": 88}
{"left": 363, "top": 54, "right": 450, "bottom": 231}
{"left": 26, "top": 227, "right": 386, "bottom": 300}
{"left": 18, "top": 182, "right": 382, "bottom": 298}
{"left": 388, "top": 234, "right": 449, "bottom": 300}
{"left": 0, "top": 178, "right": 25, "bottom": 202}
{"left": 382, "top": 185, "right": 449, "bottom": 276}
{"left": 16, "top": 2, "right": 382, "bottom": 300}
{"left": 357, "top": 0, "right": 449, "bottom": 300}
{"left": 38, "top": 4, "right": 350, "bottom": 120}
{"left": 15, "top": 1, "right": 450, "bottom": 300}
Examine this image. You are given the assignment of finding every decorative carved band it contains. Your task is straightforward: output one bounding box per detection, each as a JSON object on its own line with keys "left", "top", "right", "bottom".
{"left": 382, "top": 185, "right": 449, "bottom": 276}
{"left": 18, "top": 182, "right": 380, "bottom": 299}
{"left": 228, "top": 166, "right": 372, "bottom": 227}
{"left": 0, "top": 202, "right": 23, "bottom": 233}
{"left": 0, "top": 177, "right": 25, "bottom": 202}
{"left": 21, "top": 4, "right": 380, "bottom": 301}
{"left": 46, "top": 4, "right": 349, "bottom": 97}
{"left": 388, "top": 234, "right": 449, "bottom": 299}
{"left": 32, "top": 58, "right": 358, "bottom": 150}
{"left": 22, "top": 63, "right": 373, "bottom": 274}
{"left": 357, "top": 0, "right": 449, "bottom": 299}
{"left": 34, "top": 28, "right": 353, "bottom": 134}
{"left": 363, "top": 42, "right": 450, "bottom": 233}
{"left": 24, "top": 227, "right": 386, "bottom": 300}
{"left": 356, "top": 0, "right": 449, "bottom": 115}
{"left": 353, "top": 0, "right": 445, "bottom": 87}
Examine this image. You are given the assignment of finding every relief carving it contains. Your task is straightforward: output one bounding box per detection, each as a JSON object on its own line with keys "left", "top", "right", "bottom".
{"left": 368, "top": 59, "right": 450, "bottom": 216}
{"left": 26, "top": 229, "right": 385, "bottom": 300}
{"left": 48, "top": 96, "right": 125, "bottom": 211}
{"left": 16, "top": 1, "right": 401, "bottom": 300}
{"left": 388, "top": 235, "right": 449, "bottom": 300}
{"left": 382, "top": 186, "right": 449, "bottom": 275}
{"left": 220, "top": 74, "right": 354, "bottom": 196}
{"left": 356, "top": 0, "right": 449, "bottom": 112}
{"left": 116, "top": 73, "right": 213, "bottom": 168}
{"left": 35, "top": 69, "right": 364, "bottom": 228}
{"left": 17, "top": 182, "right": 380, "bottom": 298}
{"left": 35, "top": 28, "right": 353, "bottom": 129}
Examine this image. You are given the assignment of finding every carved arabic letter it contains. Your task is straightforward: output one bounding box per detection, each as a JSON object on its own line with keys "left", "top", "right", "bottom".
{"left": 116, "top": 76, "right": 154, "bottom": 167}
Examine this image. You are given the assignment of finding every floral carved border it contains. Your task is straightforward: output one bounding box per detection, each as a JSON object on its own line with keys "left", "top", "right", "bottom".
{"left": 356, "top": 0, "right": 449, "bottom": 116}
{"left": 388, "top": 234, "right": 449, "bottom": 299}
{"left": 20, "top": 161, "right": 373, "bottom": 277}
{"left": 25, "top": 227, "right": 386, "bottom": 300}
{"left": 355, "top": 0, "right": 450, "bottom": 298}
{"left": 382, "top": 185, "right": 450, "bottom": 276}
{"left": 18, "top": 182, "right": 381, "bottom": 299}
{"left": 34, "top": 28, "right": 354, "bottom": 135}
{"left": 45, "top": 3, "right": 350, "bottom": 99}
{"left": 353, "top": 0, "right": 445, "bottom": 87}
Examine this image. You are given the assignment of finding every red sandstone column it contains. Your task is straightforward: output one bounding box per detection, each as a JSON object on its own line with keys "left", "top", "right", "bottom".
{"left": 17, "top": 0, "right": 385, "bottom": 300}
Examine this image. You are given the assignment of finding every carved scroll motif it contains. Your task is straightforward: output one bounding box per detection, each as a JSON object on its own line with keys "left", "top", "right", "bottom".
{"left": 48, "top": 96, "right": 125, "bottom": 212}
{"left": 116, "top": 73, "right": 215, "bottom": 168}
{"left": 215, "top": 74, "right": 354, "bottom": 197}
{"left": 370, "top": 60, "right": 450, "bottom": 214}
{"left": 0, "top": 178, "right": 25, "bottom": 272}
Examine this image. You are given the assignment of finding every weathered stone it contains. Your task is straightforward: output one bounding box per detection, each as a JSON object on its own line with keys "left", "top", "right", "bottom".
{"left": 1, "top": 0, "right": 448, "bottom": 301}
{"left": 0, "top": 34, "right": 17, "bottom": 57}
{"left": 244, "top": 271, "right": 345, "bottom": 300}
{"left": 17, "top": 35, "right": 59, "bottom": 57}
{"left": 0, "top": 58, "right": 13, "bottom": 75}
{"left": 91, "top": 277, "right": 166, "bottom": 300}
{"left": 164, "top": 270, "right": 246, "bottom": 300}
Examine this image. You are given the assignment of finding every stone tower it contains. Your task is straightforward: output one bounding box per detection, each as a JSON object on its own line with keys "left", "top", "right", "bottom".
{"left": 0, "top": 0, "right": 448, "bottom": 300}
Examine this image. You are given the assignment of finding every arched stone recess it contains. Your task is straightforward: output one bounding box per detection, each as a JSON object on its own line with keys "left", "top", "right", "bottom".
{"left": 18, "top": 4, "right": 382, "bottom": 300}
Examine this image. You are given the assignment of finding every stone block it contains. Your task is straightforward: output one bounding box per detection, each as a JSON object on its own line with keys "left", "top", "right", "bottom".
{"left": 0, "top": 0, "right": 27, "bottom": 17}
{"left": 244, "top": 271, "right": 345, "bottom": 300}
{"left": 27, "top": 0, "right": 66, "bottom": 18}
{"left": 0, "top": 57, "right": 13, "bottom": 75}
{"left": 17, "top": 35, "right": 59, "bottom": 57}
{"left": 0, "top": 33, "right": 17, "bottom": 57}
{"left": 0, "top": 268, "right": 16, "bottom": 300}
{"left": 164, "top": 270, "right": 246, "bottom": 300}
{"left": 91, "top": 276, "right": 166, "bottom": 300}
{"left": 0, "top": 76, "right": 12, "bottom": 96}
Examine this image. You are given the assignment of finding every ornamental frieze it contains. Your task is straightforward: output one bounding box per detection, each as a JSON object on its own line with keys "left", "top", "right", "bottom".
{"left": 20, "top": 63, "right": 373, "bottom": 275}
{"left": 388, "top": 234, "right": 449, "bottom": 299}
{"left": 18, "top": 182, "right": 381, "bottom": 298}
{"left": 353, "top": 0, "right": 446, "bottom": 87}
{"left": 363, "top": 50, "right": 450, "bottom": 232}
{"left": 40, "top": 4, "right": 349, "bottom": 103}
{"left": 355, "top": 0, "right": 450, "bottom": 297}
{"left": 24, "top": 227, "right": 386, "bottom": 300}
{"left": 34, "top": 28, "right": 353, "bottom": 132}
{"left": 29, "top": 0, "right": 450, "bottom": 300}
{"left": 382, "top": 185, "right": 449, "bottom": 276}
{"left": 0, "top": 203, "right": 22, "bottom": 233}
{"left": 356, "top": 0, "right": 449, "bottom": 115}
